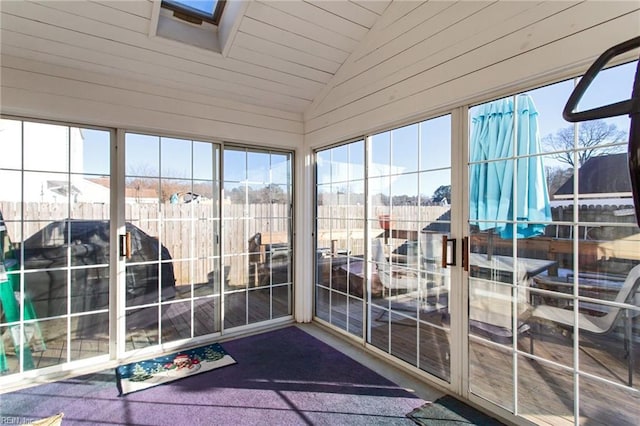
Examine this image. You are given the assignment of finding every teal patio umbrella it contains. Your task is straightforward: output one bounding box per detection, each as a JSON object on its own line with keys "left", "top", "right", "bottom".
{"left": 469, "top": 94, "right": 552, "bottom": 239}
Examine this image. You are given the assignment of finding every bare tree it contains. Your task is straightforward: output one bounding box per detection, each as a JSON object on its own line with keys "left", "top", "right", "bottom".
{"left": 542, "top": 119, "right": 627, "bottom": 167}
{"left": 228, "top": 184, "right": 289, "bottom": 204}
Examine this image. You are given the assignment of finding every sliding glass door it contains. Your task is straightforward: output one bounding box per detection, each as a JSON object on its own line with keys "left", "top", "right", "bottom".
{"left": 314, "top": 114, "right": 456, "bottom": 386}
{"left": 123, "top": 133, "right": 221, "bottom": 351}
{"left": 367, "top": 116, "right": 453, "bottom": 382}
{"left": 222, "top": 148, "right": 293, "bottom": 329}
{"left": 466, "top": 61, "right": 640, "bottom": 424}
{"left": 122, "top": 137, "right": 294, "bottom": 353}
{"left": 315, "top": 141, "right": 366, "bottom": 338}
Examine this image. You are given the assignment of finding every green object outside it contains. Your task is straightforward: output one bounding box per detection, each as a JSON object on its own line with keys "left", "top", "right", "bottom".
{"left": 0, "top": 212, "right": 42, "bottom": 373}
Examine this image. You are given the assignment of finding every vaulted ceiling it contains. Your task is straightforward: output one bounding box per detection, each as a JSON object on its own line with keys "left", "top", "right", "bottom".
{"left": 2, "top": 1, "right": 639, "bottom": 148}
{"left": 0, "top": 0, "right": 392, "bottom": 114}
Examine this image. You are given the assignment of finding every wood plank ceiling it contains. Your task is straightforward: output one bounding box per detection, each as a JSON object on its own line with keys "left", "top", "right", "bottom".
{"left": 0, "top": 0, "right": 392, "bottom": 114}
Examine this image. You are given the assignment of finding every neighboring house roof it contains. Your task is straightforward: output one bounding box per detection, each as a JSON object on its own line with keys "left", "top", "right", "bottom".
{"left": 554, "top": 153, "right": 632, "bottom": 197}
{"left": 422, "top": 210, "right": 451, "bottom": 233}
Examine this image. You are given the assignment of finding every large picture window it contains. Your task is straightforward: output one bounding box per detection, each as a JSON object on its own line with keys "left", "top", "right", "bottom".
{"left": 1, "top": 119, "right": 112, "bottom": 374}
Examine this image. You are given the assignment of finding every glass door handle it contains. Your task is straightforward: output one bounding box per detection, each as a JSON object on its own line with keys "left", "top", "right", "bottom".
{"left": 119, "top": 232, "right": 131, "bottom": 259}
{"left": 442, "top": 235, "right": 456, "bottom": 268}
{"left": 462, "top": 236, "right": 469, "bottom": 272}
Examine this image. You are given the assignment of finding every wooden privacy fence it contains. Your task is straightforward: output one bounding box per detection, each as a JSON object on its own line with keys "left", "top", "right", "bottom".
{"left": 0, "top": 202, "right": 450, "bottom": 286}
{"left": 316, "top": 206, "right": 451, "bottom": 257}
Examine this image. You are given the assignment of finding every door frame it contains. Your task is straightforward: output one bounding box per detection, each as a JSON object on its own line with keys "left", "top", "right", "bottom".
{"left": 450, "top": 106, "right": 470, "bottom": 398}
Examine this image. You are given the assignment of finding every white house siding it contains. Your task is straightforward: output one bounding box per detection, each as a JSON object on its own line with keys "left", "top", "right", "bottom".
{"left": 0, "top": 173, "right": 111, "bottom": 204}
{"left": 304, "top": 1, "right": 640, "bottom": 148}
{"left": 0, "top": 55, "right": 303, "bottom": 149}
{"left": 0, "top": 120, "right": 111, "bottom": 203}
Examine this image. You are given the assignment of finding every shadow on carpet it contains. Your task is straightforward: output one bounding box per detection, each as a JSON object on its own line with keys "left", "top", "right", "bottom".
{"left": 407, "top": 395, "right": 504, "bottom": 426}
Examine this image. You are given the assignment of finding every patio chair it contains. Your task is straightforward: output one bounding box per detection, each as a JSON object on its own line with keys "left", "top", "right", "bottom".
{"left": 373, "top": 238, "right": 418, "bottom": 297}
{"left": 373, "top": 239, "right": 448, "bottom": 303}
{"left": 528, "top": 264, "right": 640, "bottom": 386}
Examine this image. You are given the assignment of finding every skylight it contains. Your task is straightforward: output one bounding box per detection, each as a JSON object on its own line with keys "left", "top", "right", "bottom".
{"left": 162, "top": 0, "right": 226, "bottom": 25}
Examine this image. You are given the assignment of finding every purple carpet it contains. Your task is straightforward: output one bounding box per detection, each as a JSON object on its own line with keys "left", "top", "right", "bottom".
{"left": 1, "top": 326, "right": 424, "bottom": 425}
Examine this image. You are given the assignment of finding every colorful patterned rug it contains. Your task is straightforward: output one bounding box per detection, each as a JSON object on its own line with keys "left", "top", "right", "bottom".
{"left": 115, "top": 342, "right": 236, "bottom": 395}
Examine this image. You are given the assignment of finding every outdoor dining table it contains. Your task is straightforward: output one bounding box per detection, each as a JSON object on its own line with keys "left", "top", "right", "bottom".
{"left": 469, "top": 253, "right": 558, "bottom": 281}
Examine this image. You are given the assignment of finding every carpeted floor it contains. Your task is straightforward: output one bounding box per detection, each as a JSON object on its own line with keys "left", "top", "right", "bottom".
{"left": 1, "top": 326, "right": 426, "bottom": 425}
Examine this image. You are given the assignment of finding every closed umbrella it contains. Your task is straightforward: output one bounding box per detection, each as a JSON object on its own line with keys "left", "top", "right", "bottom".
{"left": 468, "top": 95, "right": 552, "bottom": 334}
{"left": 469, "top": 94, "right": 552, "bottom": 239}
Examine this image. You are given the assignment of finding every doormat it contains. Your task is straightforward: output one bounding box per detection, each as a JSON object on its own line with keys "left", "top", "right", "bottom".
{"left": 406, "top": 395, "right": 504, "bottom": 425}
{"left": 115, "top": 342, "right": 236, "bottom": 395}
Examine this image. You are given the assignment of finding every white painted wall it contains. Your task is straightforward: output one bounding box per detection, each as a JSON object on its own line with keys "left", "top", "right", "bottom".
{"left": 0, "top": 0, "right": 328, "bottom": 115}
{"left": 0, "top": 55, "right": 303, "bottom": 149}
{"left": 304, "top": 1, "right": 640, "bottom": 148}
